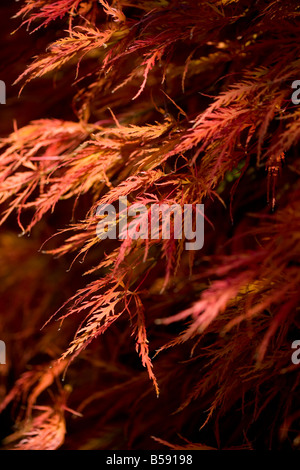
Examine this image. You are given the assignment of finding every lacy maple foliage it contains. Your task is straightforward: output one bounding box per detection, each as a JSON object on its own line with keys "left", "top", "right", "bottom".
{"left": 0, "top": 0, "right": 300, "bottom": 450}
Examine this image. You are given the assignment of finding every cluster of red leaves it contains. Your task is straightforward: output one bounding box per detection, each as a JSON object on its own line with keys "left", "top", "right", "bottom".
{"left": 0, "top": 0, "right": 300, "bottom": 450}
